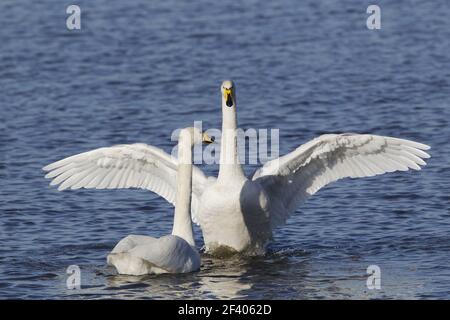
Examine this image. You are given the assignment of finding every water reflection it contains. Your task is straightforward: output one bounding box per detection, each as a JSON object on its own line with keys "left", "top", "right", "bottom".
{"left": 198, "top": 256, "right": 253, "bottom": 299}
{"left": 103, "top": 248, "right": 312, "bottom": 299}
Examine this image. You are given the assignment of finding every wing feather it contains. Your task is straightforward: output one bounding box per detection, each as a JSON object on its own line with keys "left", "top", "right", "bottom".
{"left": 252, "top": 134, "right": 430, "bottom": 228}
{"left": 43, "top": 143, "right": 214, "bottom": 218}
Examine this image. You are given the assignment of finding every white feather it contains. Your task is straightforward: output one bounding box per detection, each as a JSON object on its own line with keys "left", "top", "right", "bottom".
{"left": 252, "top": 134, "right": 430, "bottom": 229}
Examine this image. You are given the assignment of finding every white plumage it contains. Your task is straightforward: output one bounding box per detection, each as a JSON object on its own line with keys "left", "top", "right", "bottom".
{"left": 251, "top": 133, "right": 430, "bottom": 229}
{"left": 43, "top": 143, "right": 210, "bottom": 218}
{"left": 44, "top": 128, "right": 212, "bottom": 275}
{"left": 106, "top": 234, "right": 200, "bottom": 275}
{"left": 43, "top": 81, "right": 430, "bottom": 256}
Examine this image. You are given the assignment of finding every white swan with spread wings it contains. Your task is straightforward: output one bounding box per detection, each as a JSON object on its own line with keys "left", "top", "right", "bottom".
{"left": 43, "top": 80, "right": 430, "bottom": 256}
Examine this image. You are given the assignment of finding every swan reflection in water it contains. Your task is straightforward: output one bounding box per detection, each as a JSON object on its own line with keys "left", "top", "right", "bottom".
{"left": 104, "top": 247, "right": 311, "bottom": 299}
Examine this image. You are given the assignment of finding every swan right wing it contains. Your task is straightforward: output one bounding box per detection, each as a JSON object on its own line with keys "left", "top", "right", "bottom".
{"left": 252, "top": 134, "right": 430, "bottom": 228}
{"left": 43, "top": 143, "right": 211, "bottom": 214}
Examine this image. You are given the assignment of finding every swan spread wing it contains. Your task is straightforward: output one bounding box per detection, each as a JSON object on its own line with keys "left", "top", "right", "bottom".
{"left": 43, "top": 143, "right": 210, "bottom": 214}
{"left": 252, "top": 134, "right": 431, "bottom": 228}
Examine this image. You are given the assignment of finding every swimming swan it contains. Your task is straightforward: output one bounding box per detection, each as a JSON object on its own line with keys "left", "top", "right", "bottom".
{"left": 43, "top": 80, "right": 430, "bottom": 256}
{"left": 45, "top": 127, "right": 213, "bottom": 275}
{"left": 194, "top": 81, "right": 430, "bottom": 254}
{"left": 193, "top": 80, "right": 430, "bottom": 254}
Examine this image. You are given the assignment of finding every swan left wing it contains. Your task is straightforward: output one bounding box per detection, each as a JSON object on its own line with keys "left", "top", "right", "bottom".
{"left": 251, "top": 134, "right": 430, "bottom": 228}
{"left": 43, "top": 143, "right": 211, "bottom": 215}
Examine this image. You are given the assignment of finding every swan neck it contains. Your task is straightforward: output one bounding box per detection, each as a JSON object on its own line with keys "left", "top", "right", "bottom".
{"left": 172, "top": 134, "right": 195, "bottom": 247}
{"left": 218, "top": 102, "right": 245, "bottom": 182}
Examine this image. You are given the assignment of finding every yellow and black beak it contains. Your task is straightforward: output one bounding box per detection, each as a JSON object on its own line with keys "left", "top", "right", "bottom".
{"left": 224, "top": 88, "right": 234, "bottom": 107}
{"left": 202, "top": 133, "right": 215, "bottom": 144}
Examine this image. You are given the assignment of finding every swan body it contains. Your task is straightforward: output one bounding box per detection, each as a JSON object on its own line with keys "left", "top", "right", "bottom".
{"left": 44, "top": 127, "right": 212, "bottom": 274}
{"left": 107, "top": 234, "right": 199, "bottom": 274}
{"left": 105, "top": 128, "right": 211, "bottom": 274}
{"left": 43, "top": 80, "right": 431, "bottom": 257}
{"left": 197, "top": 176, "right": 271, "bottom": 255}
{"left": 195, "top": 80, "right": 431, "bottom": 255}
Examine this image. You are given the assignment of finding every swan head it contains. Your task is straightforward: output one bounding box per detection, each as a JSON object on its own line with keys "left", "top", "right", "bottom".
{"left": 179, "top": 127, "right": 215, "bottom": 146}
{"left": 221, "top": 80, "right": 235, "bottom": 108}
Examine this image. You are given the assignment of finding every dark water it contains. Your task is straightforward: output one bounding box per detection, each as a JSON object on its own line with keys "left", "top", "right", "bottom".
{"left": 1, "top": 0, "right": 449, "bottom": 299}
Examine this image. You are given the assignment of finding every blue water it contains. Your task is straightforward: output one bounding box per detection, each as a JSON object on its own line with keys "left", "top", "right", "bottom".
{"left": 1, "top": 0, "right": 449, "bottom": 299}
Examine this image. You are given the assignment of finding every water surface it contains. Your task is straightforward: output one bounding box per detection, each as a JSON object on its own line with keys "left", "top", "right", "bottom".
{"left": 1, "top": 0, "right": 449, "bottom": 299}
